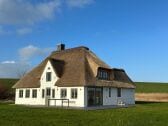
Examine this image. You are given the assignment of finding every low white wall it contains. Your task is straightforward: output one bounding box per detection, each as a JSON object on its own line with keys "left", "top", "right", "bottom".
{"left": 15, "top": 86, "right": 85, "bottom": 107}
{"left": 49, "top": 87, "right": 85, "bottom": 107}
{"left": 103, "top": 87, "right": 135, "bottom": 105}
{"left": 15, "top": 88, "right": 45, "bottom": 105}
{"left": 103, "top": 87, "right": 117, "bottom": 105}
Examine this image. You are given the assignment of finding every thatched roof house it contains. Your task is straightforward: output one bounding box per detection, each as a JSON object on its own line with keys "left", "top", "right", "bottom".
{"left": 13, "top": 44, "right": 135, "bottom": 107}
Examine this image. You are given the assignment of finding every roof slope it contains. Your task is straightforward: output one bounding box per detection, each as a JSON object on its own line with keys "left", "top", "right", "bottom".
{"left": 13, "top": 46, "right": 135, "bottom": 89}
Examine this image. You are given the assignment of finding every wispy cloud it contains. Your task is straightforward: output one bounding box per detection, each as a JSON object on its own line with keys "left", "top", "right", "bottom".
{"left": 0, "top": 44, "right": 54, "bottom": 78}
{"left": 0, "top": 0, "right": 94, "bottom": 26}
{"left": 1, "top": 61, "right": 16, "bottom": 64}
{"left": 0, "top": 61, "right": 30, "bottom": 78}
{"left": 16, "top": 27, "right": 32, "bottom": 35}
{"left": 18, "top": 45, "right": 54, "bottom": 61}
{"left": 66, "top": 0, "right": 94, "bottom": 8}
{"left": 0, "top": 0, "right": 95, "bottom": 35}
{"left": 0, "top": 0, "right": 61, "bottom": 25}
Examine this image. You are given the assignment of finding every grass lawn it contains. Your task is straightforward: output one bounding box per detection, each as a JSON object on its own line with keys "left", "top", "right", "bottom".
{"left": 0, "top": 78, "right": 18, "bottom": 88}
{"left": 135, "top": 82, "right": 168, "bottom": 93}
{"left": 0, "top": 102, "right": 168, "bottom": 126}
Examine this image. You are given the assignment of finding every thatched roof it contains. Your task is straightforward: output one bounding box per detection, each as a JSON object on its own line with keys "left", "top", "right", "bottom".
{"left": 13, "top": 46, "right": 135, "bottom": 89}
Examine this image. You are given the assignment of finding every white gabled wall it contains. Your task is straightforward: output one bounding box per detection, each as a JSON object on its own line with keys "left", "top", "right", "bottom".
{"left": 40, "top": 61, "right": 58, "bottom": 88}
{"left": 15, "top": 61, "right": 86, "bottom": 107}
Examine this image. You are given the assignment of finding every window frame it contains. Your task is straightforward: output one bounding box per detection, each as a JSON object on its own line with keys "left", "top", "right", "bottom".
{"left": 19, "top": 90, "right": 23, "bottom": 98}
{"left": 42, "top": 89, "right": 45, "bottom": 98}
{"left": 117, "top": 88, "right": 121, "bottom": 97}
{"left": 60, "top": 89, "right": 67, "bottom": 99}
{"left": 25, "top": 89, "right": 30, "bottom": 98}
{"left": 98, "top": 70, "right": 110, "bottom": 80}
{"left": 46, "top": 88, "right": 51, "bottom": 96}
{"left": 32, "top": 89, "right": 37, "bottom": 98}
{"left": 71, "top": 88, "right": 78, "bottom": 99}
{"left": 52, "top": 89, "right": 55, "bottom": 98}
{"left": 46, "top": 72, "right": 52, "bottom": 82}
{"left": 109, "top": 88, "right": 111, "bottom": 97}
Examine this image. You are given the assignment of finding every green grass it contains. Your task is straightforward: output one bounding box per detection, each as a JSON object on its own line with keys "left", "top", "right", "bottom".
{"left": 0, "top": 79, "right": 18, "bottom": 99}
{"left": 0, "top": 102, "right": 168, "bottom": 126}
{"left": 0, "top": 78, "right": 18, "bottom": 88}
{"left": 135, "top": 82, "right": 168, "bottom": 93}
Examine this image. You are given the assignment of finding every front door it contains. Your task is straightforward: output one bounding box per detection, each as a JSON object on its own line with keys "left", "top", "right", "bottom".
{"left": 45, "top": 88, "right": 51, "bottom": 105}
{"left": 87, "top": 87, "right": 103, "bottom": 106}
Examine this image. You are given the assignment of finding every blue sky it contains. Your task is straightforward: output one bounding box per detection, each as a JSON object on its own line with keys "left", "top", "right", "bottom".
{"left": 0, "top": 0, "right": 168, "bottom": 82}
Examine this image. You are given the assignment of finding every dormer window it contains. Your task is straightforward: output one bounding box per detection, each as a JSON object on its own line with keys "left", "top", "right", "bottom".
{"left": 46, "top": 72, "right": 52, "bottom": 82}
{"left": 98, "top": 69, "right": 110, "bottom": 80}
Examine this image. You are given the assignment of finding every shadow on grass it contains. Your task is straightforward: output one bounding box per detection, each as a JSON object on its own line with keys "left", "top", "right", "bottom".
{"left": 135, "top": 101, "right": 163, "bottom": 104}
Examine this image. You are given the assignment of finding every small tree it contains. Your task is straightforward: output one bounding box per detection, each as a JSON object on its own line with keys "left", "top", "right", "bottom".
{"left": 16, "top": 68, "right": 28, "bottom": 79}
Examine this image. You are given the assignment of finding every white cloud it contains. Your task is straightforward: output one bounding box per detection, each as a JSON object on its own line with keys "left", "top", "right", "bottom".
{"left": 66, "top": 0, "right": 94, "bottom": 8}
{"left": 16, "top": 27, "right": 32, "bottom": 35}
{"left": 1, "top": 61, "right": 16, "bottom": 64}
{"left": 0, "top": 0, "right": 61, "bottom": 25}
{"left": 19, "top": 45, "right": 54, "bottom": 61}
{"left": 0, "top": 45, "right": 54, "bottom": 78}
{"left": 0, "top": 44, "right": 54, "bottom": 78}
{"left": 0, "top": 0, "right": 95, "bottom": 35}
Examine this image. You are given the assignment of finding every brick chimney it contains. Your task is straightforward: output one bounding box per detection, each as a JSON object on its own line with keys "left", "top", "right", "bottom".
{"left": 57, "top": 43, "right": 65, "bottom": 51}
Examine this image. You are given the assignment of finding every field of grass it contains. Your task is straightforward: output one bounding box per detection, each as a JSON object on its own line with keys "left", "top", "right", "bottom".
{"left": 0, "top": 102, "right": 168, "bottom": 126}
{"left": 135, "top": 82, "right": 168, "bottom": 93}
{"left": 0, "top": 79, "right": 18, "bottom": 99}
{"left": 0, "top": 78, "right": 18, "bottom": 88}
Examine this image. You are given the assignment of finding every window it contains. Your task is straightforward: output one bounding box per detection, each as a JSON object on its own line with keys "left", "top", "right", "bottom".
{"left": 42, "top": 89, "right": 45, "bottom": 98}
{"left": 32, "top": 89, "right": 37, "bottom": 98}
{"left": 19, "top": 90, "right": 23, "bottom": 98}
{"left": 60, "top": 89, "right": 67, "bottom": 98}
{"left": 71, "top": 88, "right": 78, "bottom": 99}
{"left": 117, "top": 88, "right": 121, "bottom": 97}
{"left": 109, "top": 88, "right": 111, "bottom": 97}
{"left": 52, "top": 89, "right": 55, "bottom": 98}
{"left": 46, "top": 72, "right": 52, "bottom": 82}
{"left": 98, "top": 70, "right": 110, "bottom": 80}
{"left": 25, "top": 90, "right": 30, "bottom": 98}
{"left": 46, "top": 88, "right": 51, "bottom": 96}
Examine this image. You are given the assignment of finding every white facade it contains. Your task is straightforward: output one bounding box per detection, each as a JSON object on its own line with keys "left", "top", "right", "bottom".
{"left": 15, "top": 61, "right": 135, "bottom": 107}
{"left": 103, "top": 88, "right": 135, "bottom": 105}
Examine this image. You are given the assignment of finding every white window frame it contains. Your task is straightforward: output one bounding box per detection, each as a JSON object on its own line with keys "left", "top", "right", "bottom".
{"left": 71, "top": 88, "right": 78, "bottom": 99}
{"left": 60, "top": 89, "right": 67, "bottom": 99}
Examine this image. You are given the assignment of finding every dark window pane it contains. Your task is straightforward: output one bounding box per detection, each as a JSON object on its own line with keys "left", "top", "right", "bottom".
{"left": 46, "top": 72, "right": 52, "bottom": 82}
{"left": 42, "top": 89, "right": 45, "bottom": 98}
{"left": 46, "top": 88, "right": 51, "bottom": 96}
{"left": 71, "top": 88, "right": 78, "bottom": 99}
{"left": 61, "top": 89, "right": 67, "bottom": 98}
{"left": 52, "top": 89, "right": 55, "bottom": 98}
{"left": 109, "top": 88, "right": 111, "bottom": 97}
{"left": 19, "top": 90, "right": 23, "bottom": 98}
{"left": 32, "top": 89, "right": 37, "bottom": 98}
{"left": 117, "top": 88, "right": 121, "bottom": 97}
{"left": 25, "top": 90, "right": 30, "bottom": 98}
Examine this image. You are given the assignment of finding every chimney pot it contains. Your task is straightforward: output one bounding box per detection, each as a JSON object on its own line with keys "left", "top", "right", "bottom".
{"left": 57, "top": 43, "right": 65, "bottom": 51}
